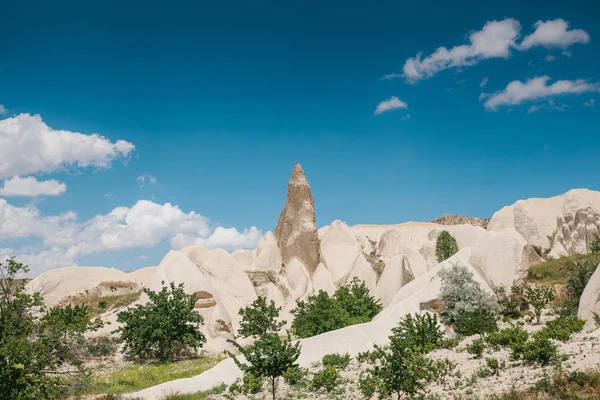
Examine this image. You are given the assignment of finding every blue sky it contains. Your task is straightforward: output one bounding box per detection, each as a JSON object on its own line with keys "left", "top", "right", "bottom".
{"left": 1, "top": 0, "right": 599, "bottom": 274}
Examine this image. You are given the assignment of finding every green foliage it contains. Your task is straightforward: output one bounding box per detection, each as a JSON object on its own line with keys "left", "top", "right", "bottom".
{"left": 311, "top": 365, "right": 340, "bottom": 393}
{"left": 492, "top": 284, "right": 525, "bottom": 319}
{"left": 0, "top": 257, "right": 103, "bottom": 400}
{"left": 541, "top": 316, "right": 585, "bottom": 342}
{"left": 86, "top": 336, "right": 117, "bottom": 357}
{"left": 282, "top": 366, "right": 307, "bottom": 387}
{"left": 563, "top": 261, "right": 596, "bottom": 314}
{"left": 291, "top": 278, "right": 381, "bottom": 338}
{"left": 523, "top": 286, "right": 555, "bottom": 323}
{"left": 390, "top": 312, "right": 444, "bottom": 353}
{"left": 321, "top": 353, "right": 351, "bottom": 370}
{"left": 229, "top": 373, "right": 263, "bottom": 395}
{"left": 358, "top": 373, "right": 380, "bottom": 399}
{"left": 467, "top": 338, "right": 485, "bottom": 358}
{"left": 591, "top": 234, "right": 600, "bottom": 254}
{"left": 438, "top": 264, "right": 500, "bottom": 330}
{"left": 436, "top": 231, "right": 459, "bottom": 262}
{"left": 455, "top": 309, "right": 498, "bottom": 336}
{"left": 114, "top": 281, "right": 205, "bottom": 362}
{"left": 528, "top": 253, "right": 600, "bottom": 285}
{"left": 520, "top": 333, "right": 558, "bottom": 365}
{"left": 228, "top": 297, "right": 300, "bottom": 400}
{"left": 485, "top": 326, "right": 529, "bottom": 351}
{"left": 485, "top": 358, "right": 504, "bottom": 376}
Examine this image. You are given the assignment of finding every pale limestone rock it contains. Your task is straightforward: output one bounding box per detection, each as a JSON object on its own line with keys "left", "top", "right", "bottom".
{"left": 284, "top": 257, "right": 310, "bottom": 300}
{"left": 319, "top": 220, "right": 361, "bottom": 286}
{"left": 376, "top": 254, "right": 415, "bottom": 307}
{"left": 312, "top": 262, "right": 336, "bottom": 295}
{"left": 253, "top": 231, "right": 283, "bottom": 273}
{"left": 231, "top": 249, "right": 255, "bottom": 270}
{"left": 554, "top": 207, "right": 600, "bottom": 255}
{"left": 257, "top": 282, "right": 286, "bottom": 309}
{"left": 274, "top": 162, "right": 320, "bottom": 275}
{"left": 578, "top": 265, "right": 600, "bottom": 331}
{"left": 347, "top": 253, "right": 378, "bottom": 295}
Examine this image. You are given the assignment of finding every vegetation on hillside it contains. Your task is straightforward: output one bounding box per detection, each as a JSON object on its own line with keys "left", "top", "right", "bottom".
{"left": 435, "top": 230, "right": 459, "bottom": 262}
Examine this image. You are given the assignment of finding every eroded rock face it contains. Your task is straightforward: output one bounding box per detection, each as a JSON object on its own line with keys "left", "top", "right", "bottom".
{"left": 274, "top": 163, "right": 320, "bottom": 275}
{"left": 578, "top": 265, "right": 600, "bottom": 331}
{"left": 554, "top": 207, "right": 600, "bottom": 256}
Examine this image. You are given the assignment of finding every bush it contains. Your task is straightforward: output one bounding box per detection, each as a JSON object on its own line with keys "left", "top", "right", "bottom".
{"left": 436, "top": 231, "right": 459, "bottom": 262}
{"left": 228, "top": 297, "right": 300, "bottom": 400}
{"left": 485, "top": 326, "right": 529, "bottom": 351}
{"left": 438, "top": 264, "right": 500, "bottom": 326}
{"left": 591, "top": 234, "right": 600, "bottom": 254}
{"left": 359, "top": 373, "right": 380, "bottom": 399}
{"left": 390, "top": 312, "right": 444, "bottom": 353}
{"left": 311, "top": 366, "right": 340, "bottom": 393}
{"left": 86, "top": 336, "right": 117, "bottom": 357}
{"left": 321, "top": 353, "right": 351, "bottom": 370}
{"left": 455, "top": 309, "right": 498, "bottom": 336}
{"left": 541, "top": 316, "right": 585, "bottom": 342}
{"left": 521, "top": 333, "right": 558, "bottom": 365}
{"left": 492, "top": 284, "right": 525, "bottom": 319}
{"left": 524, "top": 285, "right": 555, "bottom": 323}
{"left": 291, "top": 278, "right": 381, "bottom": 338}
{"left": 563, "top": 261, "right": 596, "bottom": 314}
{"left": 229, "top": 373, "right": 263, "bottom": 395}
{"left": 467, "top": 338, "right": 485, "bottom": 358}
{"left": 485, "top": 358, "right": 504, "bottom": 376}
{"left": 114, "top": 281, "right": 205, "bottom": 362}
{"left": 282, "top": 366, "right": 307, "bottom": 387}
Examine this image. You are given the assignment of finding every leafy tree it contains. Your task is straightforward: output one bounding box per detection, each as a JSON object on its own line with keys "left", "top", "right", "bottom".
{"left": 0, "top": 257, "right": 102, "bottom": 399}
{"left": 438, "top": 264, "right": 499, "bottom": 327}
{"left": 333, "top": 278, "right": 382, "bottom": 324}
{"left": 523, "top": 285, "right": 555, "bottom": 324}
{"left": 311, "top": 365, "right": 340, "bottom": 393}
{"left": 115, "top": 281, "right": 206, "bottom": 361}
{"left": 435, "top": 231, "right": 459, "bottom": 262}
{"left": 390, "top": 313, "right": 444, "bottom": 353}
{"left": 228, "top": 297, "right": 301, "bottom": 400}
{"left": 291, "top": 291, "right": 349, "bottom": 338}
{"left": 520, "top": 332, "right": 558, "bottom": 365}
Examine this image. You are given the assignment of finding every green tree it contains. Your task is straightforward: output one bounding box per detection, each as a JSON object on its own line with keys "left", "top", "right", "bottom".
{"left": 115, "top": 281, "right": 206, "bottom": 361}
{"left": 435, "top": 231, "right": 459, "bottom": 262}
{"left": 334, "top": 278, "right": 382, "bottom": 324}
{"left": 390, "top": 313, "right": 444, "bottom": 353}
{"left": 0, "top": 257, "right": 102, "bottom": 399}
{"left": 228, "top": 297, "right": 301, "bottom": 400}
{"left": 523, "top": 285, "right": 555, "bottom": 324}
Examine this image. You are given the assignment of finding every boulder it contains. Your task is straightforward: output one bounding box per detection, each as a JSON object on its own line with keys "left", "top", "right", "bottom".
{"left": 578, "top": 265, "right": 600, "bottom": 331}
{"left": 274, "top": 162, "right": 320, "bottom": 275}
{"left": 320, "top": 220, "right": 361, "bottom": 286}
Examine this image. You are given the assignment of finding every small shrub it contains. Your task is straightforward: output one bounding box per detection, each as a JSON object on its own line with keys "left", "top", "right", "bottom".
{"left": 485, "top": 358, "right": 504, "bottom": 376}
{"left": 436, "top": 231, "right": 459, "bottom": 263}
{"left": 455, "top": 309, "right": 497, "bottom": 336}
{"left": 591, "top": 234, "right": 600, "bottom": 254}
{"left": 86, "top": 336, "right": 117, "bottom": 357}
{"left": 311, "top": 365, "right": 340, "bottom": 392}
{"left": 524, "top": 286, "right": 555, "bottom": 323}
{"left": 492, "top": 284, "right": 525, "bottom": 319}
{"left": 440, "top": 335, "right": 462, "bottom": 349}
{"left": 282, "top": 366, "right": 307, "bottom": 387}
{"left": 390, "top": 312, "right": 444, "bottom": 353}
{"left": 229, "top": 372, "right": 263, "bottom": 395}
{"left": 564, "top": 261, "right": 596, "bottom": 314}
{"left": 98, "top": 300, "right": 108, "bottom": 309}
{"left": 356, "top": 350, "right": 379, "bottom": 364}
{"left": 467, "top": 338, "right": 485, "bottom": 358}
{"left": 541, "top": 315, "right": 585, "bottom": 342}
{"left": 485, "top": 326, "right": 529, "bottom": 350}
{"left": 521, "top": 333, "right": 558, "bottom": 365}
{"left": 321, "top": 353, "right": 351, "bottom": 370}
{"left": 359, "top": 373, "right": 380, "bottom": 398}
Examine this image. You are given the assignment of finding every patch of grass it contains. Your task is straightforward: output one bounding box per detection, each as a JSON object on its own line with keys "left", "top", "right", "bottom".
{"left": 491, "top": 369, "right": 600, "bottom": 399}
{"left": 164, "top": 383, "right": 227, "bottom": 399}
{"left": 527, "top": 253, "right": 600, "bottom": 285}
{"left": 87, "top": 357, "right": 221, "bottom": 395}
{"left": 88, "top": 290, "right": 143, "bottom": 318}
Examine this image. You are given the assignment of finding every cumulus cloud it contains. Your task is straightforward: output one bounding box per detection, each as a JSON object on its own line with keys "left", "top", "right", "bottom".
{"left": 374, "top": 96, "right": 408, "bottom": 115}
{"left": 520, "top": 19, "right": 590, "bottom": 50}
{"left": 0, "top": 199, "right": 263, "bottom": 274}
{"left": 483, "top": 76, "right": 600, "bottom": 111}
{"left": 0, "top": 113, "right": 134, "bottom": 179}
{"left": 0, "top": 176, "right": 67, "bottom": 197}
{"left": 403, "top": 19, "right": 521, "bottom": 83}
{"left": 0, "top": 105, "right": 7, "bottom": 115}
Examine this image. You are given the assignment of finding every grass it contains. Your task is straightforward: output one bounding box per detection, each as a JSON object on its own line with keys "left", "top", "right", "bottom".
{"left": 87, "top": 356, "right": 222, "bottom": 395}
{"left": 60, "top": 286, "right": 143, "bottom": 318}
{"left": 491, "top": 369, "right": 600, "bottom": 399}
{"left": 163, "top": 383, "right": 227, "bottom": 399}
{"left": 527, "top": 253, "right": 600, "bottom": 285}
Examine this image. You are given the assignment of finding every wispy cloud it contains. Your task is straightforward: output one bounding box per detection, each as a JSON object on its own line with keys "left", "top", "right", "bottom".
{"left": 544, "top": 54, "right": 556, "bottom": 62}
{"left": 479, "top": 77, "right": 489, "bottom": 88}
{"left": 380, "top": 73, "right": 403, "bottom": 81}
{"left": 0, "top": 105, "right": 7, "bottom": 115}
{"left": 374, "top": 96, "right": 408, "bottom": 115}
{"left": 584, "top": 99, "right": 596, "bottom": 107}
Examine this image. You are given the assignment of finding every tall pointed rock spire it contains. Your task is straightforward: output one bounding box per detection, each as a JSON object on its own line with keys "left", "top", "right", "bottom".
{"left": 274, "top": 162, "right": 320, "bottom": 275}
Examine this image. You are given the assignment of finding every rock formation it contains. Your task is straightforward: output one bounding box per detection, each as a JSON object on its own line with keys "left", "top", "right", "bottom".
{"left": 274, "top": 162, "right": 320, "bottom": 276}
{"left": 430, "top": 214, "right": 490, "bottom": 229}
{"left": 578, "top": 264, "right": 600, "bottom": 331}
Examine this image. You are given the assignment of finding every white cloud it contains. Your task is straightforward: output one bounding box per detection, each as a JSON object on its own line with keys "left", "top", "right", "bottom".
{"left": 527, "top": 104, "right": 545, "bottom": 114}
{"left": 402, "top": 18, "right": 521, "bottom": 83}
{"left": 0, "top": 113, "right": 134, "bottom": 179}
{"left": 137, "top": 175, "right": 157, "bottom": 185}
{"left": 0, "top": 176, "right": 67, "bottom": 197}
{"left": 562, "top": 50, "right": 572, "bottom": 58}
{"left": 0, "top": 105, "right": 7, "bottom": 115}
{"left": 0, "top": 198, "right": 263, "bottom": 274}
{"left": 380, "top": 73, "right": 403, "bottom": 81}
{"left": 374, "top": 96, "right": 408, "bottom": 115}
{"left": 104, "top": 192, "right": 114, "bottom": 199}
{"left": 138, "top": 254, "right": 148, "bottom": 260}
{"left": 520, "top": 19, "right": 590, "bottom": 50}
{"left": 584, "top": 99, "right": 596, "bottom": 107}
{"left": 401, "top": 114, "right": 411, "bottom": 121}
{"left": 480, "top": 77, "right": 489, "bottom": 88}
{"left": 483, "top": 76, "right": 600, "bottom": 111}
{"left": 544, "top": 54, "right": 556, "bottom": 62}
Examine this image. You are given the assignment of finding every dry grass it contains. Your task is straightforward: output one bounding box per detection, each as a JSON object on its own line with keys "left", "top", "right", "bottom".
{"left": 527, "top": 253, "right": 600, "bottom": 285}
{"left": 490, "top": 369, "right": 600, "bottom": 399}
{"left": 59, "top": 283, "right": 143, "bottom": 318}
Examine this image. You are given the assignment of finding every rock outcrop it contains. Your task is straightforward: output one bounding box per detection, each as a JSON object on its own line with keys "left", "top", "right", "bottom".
{"left": 552, "top": 207, "right": 600, "bottom": 257}
{"left": 578, "top": 264, "right": 600, "bottom": 331}
{"left": 430, "top": 214, "right": 490, "bottom": 229}
{"left": 274, "top": 162, "right": 320, "bottom": 276}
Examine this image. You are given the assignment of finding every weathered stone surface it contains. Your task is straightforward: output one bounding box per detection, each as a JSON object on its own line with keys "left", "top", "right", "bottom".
{"left": 274, "top": 162, "right": 320, "bottom": 275}
{"left": 430, "top": 214, "right": 490, "bottom": 229}
{"left": 312, "top": 262, "right": 336, "bottom": 295}
{"left": 320, "top": 220, "right": 361, "bottom": 286}
{"left": 253, "top": 231, "right": 283, "bottom": 273}
{"left": 578, "top": 264, "right": 600, "bottom": 331}
{"left": 376, "top": 254, "right": 415, "bottom": 307}
{"left": 347, "top": 253, "right": 378, "bottom": 295}
{"left": 554, "top": 207, "right": 600, "bottom": 256}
